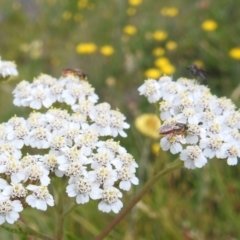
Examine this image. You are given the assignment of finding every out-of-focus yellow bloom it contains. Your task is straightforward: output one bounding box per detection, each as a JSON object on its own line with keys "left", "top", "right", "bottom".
{"left": 193, "top": 60, "right": 204, "bottom": 68}
{"left": 152, "top": 47, "right": 165, "bottom": 56}
{"left": 155, "top": 57, "right": 170, "bottom": 68}
{"left": 229, "top": 47, "right": 240, "bottom": 60}
{"left": 160, "top": 7, "right": 179, "bottom": 17}
{"left": 78, "top": 0, "right": 88, "bottom": 8}
{"left": 153, "top": 30, "right": 168, "bottom": 41}
{"left": 161, "top": 64, "right": 175, "bottom": 75}
{"left": 126, "top": 7, "right": 136, "bottom": 16}
{"left": 128, "top": 0, "right": 142, "bottom": 6}
{"left": 62, "top": 11, "right": 72, "bottom": 20}
{"left": 151, "top": 142, "right": 160, "bottom": 155}
{"left": 74, "top": 14, "right": 83, "bottom": 22}
{"left": 105, "top": 77, "right": 116, "bottom": 87}
{"left": 155, "top": 57, "right": 175, "bottom": 75}
{"left": 135, "top": 114, "right": 161, "bottom": 139}
{"left": 123, "top": 25, "right": 137, "bottom": 35}
{"left": 76, "top": 43, "right": 97, "bottom": 54}
{"left": 201, "top": 20, "right": 218, "bottom": 31}
{"left": 20, "top": 40, "right": 43, "bottom": 59}
{"left": 166, "top": 41, "right": 177, "bottom": 50}
{"left": 144, "top": 68, "right": 161, "bottom": 79}
{"left": 100, "top": 45, "right": 115, "bottom": 56}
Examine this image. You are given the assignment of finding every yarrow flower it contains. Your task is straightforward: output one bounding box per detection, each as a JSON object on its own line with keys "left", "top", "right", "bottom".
{"left": 0, "top": 66, "right": 139, "bottom": 224}
{"left": 138, "top": 76, "right": 240, "bottom": 169}
{"left": 0, "top": 57, "right": 18, "bottom": 80}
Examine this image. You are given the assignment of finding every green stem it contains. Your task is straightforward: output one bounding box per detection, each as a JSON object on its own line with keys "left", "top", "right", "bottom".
{"left": 62, "top": 203, "right": 79, "bottom": 218}
{"left": 94, "top": 159, "right": 183, "bottom": 240}
{"left": 55, "top": 178, "right": 65, "bottom": 240}
{"left": 13, "top": 221, "right": 55, "bottom": 240}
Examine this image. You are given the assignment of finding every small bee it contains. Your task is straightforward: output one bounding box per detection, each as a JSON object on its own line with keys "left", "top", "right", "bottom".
{"left": 159, "top": 122, "right": 188, "bottom": 136}
{"left": 186, "top": 64, "right": 207, "bottom": 83}
{"left": 62, "top": 68, "right": 88, "bottom": 81}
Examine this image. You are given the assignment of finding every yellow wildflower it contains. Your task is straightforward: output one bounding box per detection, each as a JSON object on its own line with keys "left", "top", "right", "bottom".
{"left": 229, "top": 47, "right": 240, "bottom": 60}
{"left": 161, "top": 64, "right": 175, "bottom": 75}
{"left": 152, "top": 47, "right": 165, "bottom": 57}
{"left": 193, "top": 60, "right": 204, "bottom": 68}
{"left": 160, "top": 7, "right": 179, "bottom": 17}
{"left": 155, "top": 57, "right": 170, "bottom": 68}
{"left": 76, "top": 43, "right": 97, "bottom": 54}
{"left": 151, "top": 142, "right": 160, "bottom": 155}
{"left": 135, "top": 114, "right": 161, "bottom": 139}
{"left": 166, "top": 41, "right": 177, "bottom": 50}
{"left": 153, "top": 30, "right": 168, "bottom": 41}
{"left": 201, "top": 20, "right": 218, "bottom": 31}
{"left": 128, "top": 0, "right": 142, "bottom": 6}
{"left": 144, "top": 68, "right": 161, "bottom": 79}
{"left": 100, "top": 45, "right": 114, "bottom": 56}
{"left": 78, "top": 0, "right": 88, "bottom": 8}
{"left": 123, "top": 25, "right": 137, "bottom": 35}
{"left": 62, "top": 11, "right": 72, "bottom": 20}
{"left": 126, "top": 7, "right": 136, "bottom": 16}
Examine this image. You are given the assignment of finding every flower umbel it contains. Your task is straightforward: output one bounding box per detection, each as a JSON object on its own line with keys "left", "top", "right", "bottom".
{"left": 138, "top": 76, "right": 240, "bottom": 168}
{"left": 0, "top": 66, "right": 139, "bottom": 225}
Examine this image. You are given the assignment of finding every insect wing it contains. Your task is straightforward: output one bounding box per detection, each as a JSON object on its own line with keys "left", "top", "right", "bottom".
{"left": 197, "top": 69, "right": 207, "bottom": 81}
{"left": 159, "top": 124, "right": 175, "bottom": 135}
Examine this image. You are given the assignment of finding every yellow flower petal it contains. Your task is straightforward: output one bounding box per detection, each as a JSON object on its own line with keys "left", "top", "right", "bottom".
{"left": 155, "top": 57, "right": 170, "bottom": 68}
{"left": 160, "top": 7, "right": 179, "bottom": 17}
{"left": 152, "top": 47, "right": 165, "bottom": 57}
{"left": 144, "top": 68, "right": 161, "bottom": 79}
{"left": 229, "top": 47, "right": 240, "bottom": 60}
{"left": 123, "top": 25, "right": 137, "bottom": 35}
{"left": 166, "top": 41, "right": 177, "bottom": 50}
{"left": 153, "top": 30, "right": 168, "bottom": 41}
{"left": 100, "top": 45, "right": 115, "bottom": 56}
{"left": 151, "top": 142, "right": 160, "bottom": 155}
{"left": 76, "top": 43, "right": 97, "bottom": 54}
{"left": 128, "top": 0, "right": 142, "bottom": 6}
{"left": 201, "top": 20, "right": 218, "bottom": 31}
{"left": 161, "top": 64, "right": 175, "bottom": 75}
{"left": 135, "top": 114, "right": 161, "bottom": 139}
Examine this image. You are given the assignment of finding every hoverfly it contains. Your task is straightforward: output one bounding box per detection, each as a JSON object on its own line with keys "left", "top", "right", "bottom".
{"left": 159, "top": 122, "right": 188, "bottom": 136}
{"left": 62, "top": 68, "right": 88, "bottom": 81}
{"left": 186, "top": 64, "right": 207, "bottom": 84}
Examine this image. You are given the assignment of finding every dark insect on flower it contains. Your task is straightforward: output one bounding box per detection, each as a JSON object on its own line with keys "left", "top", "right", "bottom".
{"left": 62, "top": 68, "right": 88, "bottom": 81}
{"left": 159, "top": 122, "right": 188, "bottom": 136}
{"left": 186, "top": 64, "right": 207, "bottom": 83}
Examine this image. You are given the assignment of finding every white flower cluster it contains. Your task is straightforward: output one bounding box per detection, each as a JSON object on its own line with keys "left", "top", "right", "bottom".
{"left": 0, "top": 57, "right": 18, "bottom": 79}
{"left": 0, "top": 72, "right": 139, "bottom": 225}
{"left": 138, "top": 76, "right": 240, "bottom": 169}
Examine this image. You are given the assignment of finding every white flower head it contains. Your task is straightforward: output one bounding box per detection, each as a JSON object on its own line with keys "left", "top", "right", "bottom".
{"left": 0, "top": 198, "right": 23, "bottom": 224}
{"left": 98, "top": 187, "right": 123, "bottom": 213}
{"left": 180, "top": 145, "right": 207, "bottom": 169}
{"left": 139, "top": 75, "right": 240, "bottom": 169}
{"left": 66, "top": 176, "right": 102, "bottom": 204}
{"left": 138, "top": 79, "right": 162, "bottom": 103}
{"left": 117, "top": 166, "right": 139, "bottom": 191}
{"left": 0, "top": 58, "right": 18, "bottom": 78}
{"left": 160, "top": 134, "right": 186, "bottom": 154}
{"left": 26, "top": 185, "right": 54, "bottom": 211}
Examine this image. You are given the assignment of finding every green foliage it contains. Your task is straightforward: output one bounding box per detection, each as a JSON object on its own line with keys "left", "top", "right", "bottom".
{"left": 1, "top": 0, "right": 240, "bottom": 239}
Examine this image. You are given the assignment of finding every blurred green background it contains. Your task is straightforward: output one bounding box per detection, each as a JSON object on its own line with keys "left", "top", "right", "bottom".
{"left": 1, "top": 0, "right": 240, "bottom": 239}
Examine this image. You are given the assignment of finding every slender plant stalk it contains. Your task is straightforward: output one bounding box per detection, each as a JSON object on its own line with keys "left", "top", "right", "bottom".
{"left": 94, "top": 159, "right": 183, "bottom": 240}
{"left": 63, "top": 203, "right": 78, "bottom": 218}
{"left": 13, "top": 221, "right": 55, "bottom": 240}
{"left": 55, "top": 178, "right": 65, "bottom": 240}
